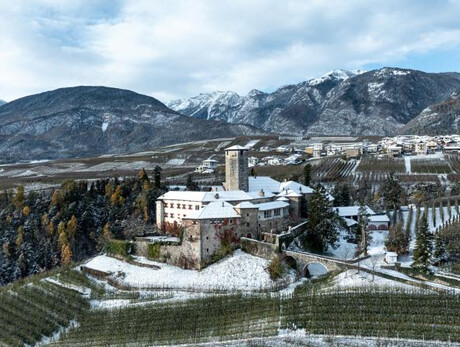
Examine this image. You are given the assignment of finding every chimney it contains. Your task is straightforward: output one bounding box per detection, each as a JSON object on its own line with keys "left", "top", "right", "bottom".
{"left": 214, "top": 193, "right": 220, "bottom": 199}
{"left": 222, "top": 202, "right": 224, "bottom": 207}
{"left": 259, "top": 189, "right": 265, "bottom": 197}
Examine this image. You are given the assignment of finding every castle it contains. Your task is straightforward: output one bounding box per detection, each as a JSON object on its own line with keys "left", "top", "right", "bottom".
{"left": 152, "top": 145, "right": 318, "bottom": 269}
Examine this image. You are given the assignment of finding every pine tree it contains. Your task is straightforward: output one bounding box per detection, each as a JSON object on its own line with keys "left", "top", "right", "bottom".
{"left": 303, "top": 164, "right": 312, "bottom": 186}
{"left": 12, "top": 186, "right": 25, "bottom": 211}
{"left": 434, "top": 233, "right": 447, "bottom": 264}
{"left": 381, "top": 174, "right": 403, "bottom": 211}
{"left": 67, "top": 215, "right": 78, "bottom": 241}
{"left": 412, "top": 213, "right": 433, "bottom": 273}
{"left": 186, "top": 175, "right": 199, "bottom": 191}
{"left": 154, "top": 166, "right": 162, "bottom": 189}
{"left": 303, "top": 184, "right": 340, "bottom": 252}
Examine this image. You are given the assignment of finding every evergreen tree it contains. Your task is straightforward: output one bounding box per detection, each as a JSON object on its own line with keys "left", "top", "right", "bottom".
{"left": 333, "top": 184, "right": 351, "bottom": 207}
{"left": 412, "top": 213, "right": 433, "bottom": 273}
{"left": 186, "top": 175, "right": 199, "bottom": 191}
{"left": 303, "top": 164, "right": 312, "bottom": 186}
{"left": 385, "top": 222, "right": 409, "bottom": 255}
{"left": 434, "top": 232, "right": 447, "bottom": 264}
{"left": 381, "top": 173, "right": 403, "bottom": 211}
{"left": 138, "top": 168, "right": 150, "bottom": 183}
{"left": 432, "top": 203, "right": 436, "bottom": 228}
{"left": 154, "top": 166, "right": 162, "bottom": 189}
{"left": 303, "top": 184, "right": 340, "bottom": 252}
{"left": 439, "top": 200, "right": 444, "bottom": 223}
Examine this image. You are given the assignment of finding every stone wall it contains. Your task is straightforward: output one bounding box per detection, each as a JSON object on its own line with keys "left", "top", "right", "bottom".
{"left": 240, "top": 237, "right": 278, "bottom": 260}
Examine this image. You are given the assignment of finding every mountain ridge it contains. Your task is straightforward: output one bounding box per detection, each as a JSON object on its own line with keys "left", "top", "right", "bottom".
{"left": 169, "top": 67, "right": 460, "bottom": 136}
{"left": 0, "top": 86, "right": 265, "bottom": 162}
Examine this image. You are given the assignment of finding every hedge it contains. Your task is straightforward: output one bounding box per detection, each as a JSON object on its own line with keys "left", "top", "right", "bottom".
{"left": 106, "top": 239, "right": 131, "bottom": 258}
{"left": 147, "top": 243, "right": 161, "bottom": 260}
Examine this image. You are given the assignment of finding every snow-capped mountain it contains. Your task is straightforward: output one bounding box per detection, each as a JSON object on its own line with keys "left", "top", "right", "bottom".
{"left": 401, "top": 88, "right": 460, "bottom": 135}
{"left": 0, "top": 100, "right": 6, "bottom": 106}
{"left": 0, "top": 86, "right": 264, "bottom": 161}
{"left": 169, "top": 68, "right": 460, "bottom": 136}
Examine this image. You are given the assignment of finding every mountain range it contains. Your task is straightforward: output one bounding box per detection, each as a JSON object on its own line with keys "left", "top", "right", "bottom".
{"left": 1, "top": 67, "right": 460, "bottom": 161}
{"left": 0, "top": 86, "right": 262, "bottom": 162}
{"left": 0, "top": 100, "right": 6, "bottom": 106}
{"left": 169, "top": 68, "right": 460, "bottom": 136}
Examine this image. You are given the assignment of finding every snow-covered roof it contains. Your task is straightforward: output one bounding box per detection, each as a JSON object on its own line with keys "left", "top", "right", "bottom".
{"left": 369, "top": 214, "right": 390, "bottom": 222}
{"left": 234, "top": 202, "right": 258, "bottom": 209}
{"left": 158, "top": 190, "right": 254, "bottom": 203}
{"left": 343, "top": 218, "right": 357, "bottom": 227}
{"left": 248, "top": 176, "right": 281, "bottom": 193}
{"left": 255, "top": 201, "right": 290, "bottom": 211}
{"left": 276, "top": 189, "right": 302, "bottom": 198}
{"left": 185, "top": 201, "right": 240, "bottom": 220}
{"left": 225, "top": 145, "right": 248, "bottom": 151}
{"left": 247, "top": 190, "right": 275, "bottom": 199}
{"left": 158, "top": 191, "right": 208, "bottom": 202}
{"left": 276, "top": 197, "right": 289, "bottom": 201}
{"left": 335, "top": 206, "right": 375, "bottom": 217}
{"left": 279, "top": 181, "right": 314, "bottom": 194}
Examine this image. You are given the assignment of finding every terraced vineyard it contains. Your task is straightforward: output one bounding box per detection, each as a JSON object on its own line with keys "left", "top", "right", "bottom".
{"left": 410, "top": 159, "right": 452, "bottom": 174}
{"left": 51, "top": 283, "right": 460, "bottom": 346}
{"left": 311, "top": 157, "right": 358, "bottom": 182}
{"left": 0, "top": 274, "right": 89, "bottom": 346}
{"left": 2, "top": 268, "right": 460, "bottom": 346}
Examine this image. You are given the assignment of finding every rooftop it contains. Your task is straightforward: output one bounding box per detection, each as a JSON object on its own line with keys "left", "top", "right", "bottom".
{"left": 225, "top": 145, "right": 248, "bottom": 151}
{"left": 255, "top": 201, "right": 290, "bottom": 211}
{"left": 185, "top": 201, "right": 241, "bottom": 220}
{"left": 335, "top": 206, "right": 375, "bottom": 217}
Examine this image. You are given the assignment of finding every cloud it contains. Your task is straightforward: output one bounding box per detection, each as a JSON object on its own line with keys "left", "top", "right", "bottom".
{"left": 1, "top": 0, "right": 460, "bottom": 102}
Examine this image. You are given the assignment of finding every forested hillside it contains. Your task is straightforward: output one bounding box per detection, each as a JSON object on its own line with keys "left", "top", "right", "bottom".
{"left": 0, "top": 168, "right": 165, "bottom": 286}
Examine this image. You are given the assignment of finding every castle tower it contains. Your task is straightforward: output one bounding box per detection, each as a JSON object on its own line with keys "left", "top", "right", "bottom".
{"left": 225, "top": 145, "right": 249, "bottom": 191}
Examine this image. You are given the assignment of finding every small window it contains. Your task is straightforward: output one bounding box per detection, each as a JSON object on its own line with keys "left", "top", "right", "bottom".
{"left": 182, "top": 204, "right": 186, "bottom": 209}
{"left": 246, "top": 223, "right": 250, "bottom": 227}
{"left": 247, "top": 213, "right": 249, "bottom": 217}
{"left": 206, "top": 248, "right": 209, "bottom": 253}
{"left": 188, "top": 205, "right": 192, "bottom": 210}
{"left": 206, "top": 236, "right": 209, "bottom": 240}
{"left": 177, "top": 204, "right": 181, "bottom": 209}
{"left": 170, "top": 213, "right": 174, "bottom": 218}
{"left": 229, "top": 219, "right": 233, "bottom": 224}
{"left": 170, "top": 203, "right": 174, "bottom": 208}
{"left": 195, "top": 205, "right": 200, "bottom": 210}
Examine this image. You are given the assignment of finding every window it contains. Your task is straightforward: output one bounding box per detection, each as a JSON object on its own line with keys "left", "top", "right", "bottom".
{"left": 247, "top": 213, "right": 249, "bottom": 216}
{"left": 163, "top": 213, "right": 168, "bottom": 217}
{"left": 177, "top": 203, "right": 181, "bottom": 209}
{"left": 274, "top": 208, "right": 281, "bottom": 216}
{"left": 188, "top": 205, "right": 192, "bottom": 210}
{"left": 246, "top": 223, "right": 250, "bottom": 227}
{"left": 170, "top": 213, "right": 174, "bottom": 218}
{"left": 182, "top": 204, "right": 186, "bottom": 209}
{"left": 229, "top": 219, "right": 233, "bottom": 224}
{"left": 195, "top": 205, "right": 200, "bottom": 210}
{"left": 264, "top": 210, "right": 272, "bottom": 219}
{"left": 206, "top": 248, "right": 209, "bottom": 253}
{"left": 170, "top": 203, "right": 174, "bottom": 208}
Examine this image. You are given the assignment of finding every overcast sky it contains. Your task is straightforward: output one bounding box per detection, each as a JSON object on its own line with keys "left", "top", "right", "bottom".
{"left": 1, "top": 0, "right": 460, "bottom": 102}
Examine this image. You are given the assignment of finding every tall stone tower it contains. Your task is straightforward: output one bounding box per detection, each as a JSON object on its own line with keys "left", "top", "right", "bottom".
{"left": 225, "top": 145, "right": 249, "bottom": 192}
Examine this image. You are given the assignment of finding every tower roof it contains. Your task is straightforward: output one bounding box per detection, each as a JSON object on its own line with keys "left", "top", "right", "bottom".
{"left": 225, "top": 145, "right": 248, "bottom": 151}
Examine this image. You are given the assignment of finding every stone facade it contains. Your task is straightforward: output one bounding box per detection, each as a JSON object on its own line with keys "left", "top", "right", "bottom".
{"left": 225, "top": 146, "right": 249, "bottom": 191}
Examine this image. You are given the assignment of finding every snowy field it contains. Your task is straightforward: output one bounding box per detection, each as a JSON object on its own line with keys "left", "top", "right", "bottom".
{"left": 84, "top": 250, "right": 296, "bottom": 291}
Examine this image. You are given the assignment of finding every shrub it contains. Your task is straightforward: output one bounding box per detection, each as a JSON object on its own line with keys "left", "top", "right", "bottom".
{"left": 268, "top": 255, "right": 283, "bottom": 280}
{"left": 147, "top": 243, "right": 161, "bottom": 260}
{"left": 106, "top": 239, "right": 131, "bottom": 258}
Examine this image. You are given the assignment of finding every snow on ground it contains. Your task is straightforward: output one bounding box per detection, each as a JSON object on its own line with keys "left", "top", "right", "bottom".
{"left": 166, "top": 158, "right": 186, "bottom": 166}
{"left": 327, "top": 229, "right": 356, "bottom": 260}
{"left": 331, "top": 269, "right": 415, "bottom": 290}
{"left": 140, "top": 236, "right": 181, "bottom": 243}
{"left": 85, "top": 250, "right": 293, "bottom": 291}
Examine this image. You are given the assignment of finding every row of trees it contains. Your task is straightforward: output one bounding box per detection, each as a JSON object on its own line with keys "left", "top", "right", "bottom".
{"left": 0, "top": 168, "right": 166, "bottom": 286}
